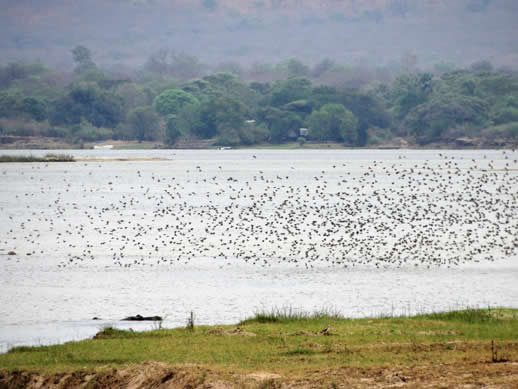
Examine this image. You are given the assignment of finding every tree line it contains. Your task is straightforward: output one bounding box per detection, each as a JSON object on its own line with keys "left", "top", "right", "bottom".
{"left": 0, "top": 46, "right": 517, "bottom": 147}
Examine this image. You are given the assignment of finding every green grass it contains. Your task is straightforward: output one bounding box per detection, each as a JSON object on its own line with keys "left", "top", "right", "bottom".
{"left": 0, "top": 153, "right": 75, "bottom": 162}
{"left": 1, "top": 308, "right": 517, "bottom": 374}
{"left": 416, "top": 307, "right": 518, "bottom": 323}
{"left": 239, "top": 306, "right": 344, "bottom": 324}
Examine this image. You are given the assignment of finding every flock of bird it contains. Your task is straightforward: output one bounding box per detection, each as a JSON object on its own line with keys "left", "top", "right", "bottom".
{"left": 1, "top": 150, "right": 517, "bottom": 269}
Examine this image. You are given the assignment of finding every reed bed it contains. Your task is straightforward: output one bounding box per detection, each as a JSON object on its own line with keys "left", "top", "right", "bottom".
{"left": 0, "top": 153, "right": 75, "bottom": 162}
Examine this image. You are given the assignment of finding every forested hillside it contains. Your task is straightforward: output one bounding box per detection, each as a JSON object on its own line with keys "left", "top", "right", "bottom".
{"left": 1, "top": 49, "right": 517, "bottom": 148}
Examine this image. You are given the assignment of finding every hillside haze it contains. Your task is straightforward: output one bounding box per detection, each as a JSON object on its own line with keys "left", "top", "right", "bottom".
{"left": 2, "top": 0, "right": 518, "bottom": 71}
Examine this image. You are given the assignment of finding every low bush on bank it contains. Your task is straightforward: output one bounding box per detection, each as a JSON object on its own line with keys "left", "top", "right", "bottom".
{"left": 239, "top": 306, "right": 344, "bottom": 324}
{"left": 0, "top": 118, "right": 51, "bottom": 137}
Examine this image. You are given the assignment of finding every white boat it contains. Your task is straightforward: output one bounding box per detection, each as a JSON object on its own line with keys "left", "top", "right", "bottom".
{"left": 93, "top": 145, "right": 114, "bottom": 150}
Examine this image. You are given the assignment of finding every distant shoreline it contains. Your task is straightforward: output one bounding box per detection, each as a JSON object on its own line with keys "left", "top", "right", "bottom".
{"left": 0, "top": 136, "right": 517, "bottom": 151}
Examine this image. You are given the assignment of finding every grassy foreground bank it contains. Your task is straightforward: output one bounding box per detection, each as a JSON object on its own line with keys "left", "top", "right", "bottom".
{"left": 1, "top": 308, "right": 517, "bottom": 387}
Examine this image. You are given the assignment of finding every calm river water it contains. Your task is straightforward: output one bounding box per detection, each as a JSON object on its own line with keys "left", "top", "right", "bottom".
{"left": 0, "top": 149, "right": 517, "bottom": 352}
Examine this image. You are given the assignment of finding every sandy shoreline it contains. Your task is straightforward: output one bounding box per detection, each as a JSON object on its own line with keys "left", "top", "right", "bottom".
{"left": 75, "top": 156, "right": 170, "bottom": 162}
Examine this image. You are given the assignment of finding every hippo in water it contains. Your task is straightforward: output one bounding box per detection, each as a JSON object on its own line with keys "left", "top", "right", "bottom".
{"left": 122, "top": 314, "right": 163, "bottom": 321}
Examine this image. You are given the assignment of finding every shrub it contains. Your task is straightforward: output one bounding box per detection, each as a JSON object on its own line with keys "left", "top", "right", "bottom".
{"left": 507, "top": 123, "right": 518, "bottom": 138}
{"left": 240, "top": 123, "right": 270, "bottom": 145}
{"left": 306, "top": 104, "right": 358, "bottom": 144}
{"left": 74, "top": 123, "right": 114, "bottom": 142}
{"left": 493, "top": 107, "right": 518, "bottom": 125}
{"left": 43, "top": 126, "right": 69, "bottom": 138}
{"left": 127, "top": 106, "right": 161, "bottom": 142}
{"left": 165, "top": 115, "right": 182, "bottom": 145}
{"left": 153, "top": 89, "right": 199, "bottom": 116}
{"left": 0, "top": 118, "right": 48, "bottom": 137}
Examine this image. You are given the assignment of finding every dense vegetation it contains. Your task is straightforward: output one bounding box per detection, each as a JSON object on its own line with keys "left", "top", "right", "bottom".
{"left": 1, "top": 48, "right": 517, "bottom": 148}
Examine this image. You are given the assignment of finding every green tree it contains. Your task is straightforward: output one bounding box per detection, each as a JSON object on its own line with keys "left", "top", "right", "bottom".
{"left": 239, "top": 122, "right": 270, "bottom": 145}
{"left": 477, "top": 73, "right": 518, "bottom": 98}
{"left": 403, "top": 94, "right": 489, "bottom": 140}
{"left": 116, "top": 83, "right": 151, "bottom": 111}
{"left": 183, "top": 73, "right": 260, "bottom": 110}
{"left": 310, "top": 86, "right": 340, "bottom": 109}
{"left": 75, "top": 123, "right": 113, "bottom": 142}
{"left": 493, "top": 107, "right": 518, "bottom": 125}
{"left": 21, "top": 97, "right": 47, "bottom": 121}
{"left": 165, "top": 115, "right": 182, "bottom": 145}
{"left": 258, "top": 107, "right": 303, "bottom": 143}
{"left": 337, "top": 90, "right": 391, "bottom": 145}
{"left": 127, "top": 106, "right": 160, "bottom": 142}
{"left": 269, "top": 78, "right": 312, "bottom": 107}
{"left": 216, "top": 121, "right": 269, "bottom": 147}
{"left": 306, "top": 104, "right": 358, "bottom": 143}
{"left": 50, "top": 83, "right": 123, "bottom": 129}
{"left": 392, "top": 73, "right": 433, "bottom": 120}
{"left": 70, "top": 83, "right": 123, "bottom": 128}
{"left": 193, "top": 97, "right": 247, "bottom": 139}
{"left": 49, "top": 95, "right": 83, "bottom": 126}
{"left": 153, "top": 89, "right": 199, "bottom": 116}
{"left": 249, "top": 81, "right": 271, "bottom": 95}
{"left": 86, "top": 92, "right": 123, "bottom": 128}
{"left": 282, "top": 100, "right": 313, "bottom": 117}
{"left": 0, "top": 90, "right": 23, "bottom": 118}
{"left": 0, "top": 62, "right": 46, "bottom": 88}
{"left": 71, "top": 45, "right": 96, "bottom": 74}
{"left": 165, "top": 104, "right": 205, "bottom": 139}
{"left": 436, "top": 71, "right": 479, "bottom": 97}
{"left": 182, "top": 79, "right": 211, "bottom": 96}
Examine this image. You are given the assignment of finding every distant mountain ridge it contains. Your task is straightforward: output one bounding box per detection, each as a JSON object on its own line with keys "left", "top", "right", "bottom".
{"left": 2, "top": 0, "right": 516, "bottom": 69}
{"left": 143, "top": 0, "right": 449, "bottom": 13}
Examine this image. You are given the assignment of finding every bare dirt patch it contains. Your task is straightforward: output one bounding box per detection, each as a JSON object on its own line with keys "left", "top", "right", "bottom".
{"left": 0, "top": 362, "right": 217, "bottom": 389}
{"left": 2, "top": 361, "right": 517, "bottom": 388}
{"left": 246, "top": 371, "right": 282, "bottom": 381}
{"left": 205, "top": 327, "right": 257, "bottom": 337}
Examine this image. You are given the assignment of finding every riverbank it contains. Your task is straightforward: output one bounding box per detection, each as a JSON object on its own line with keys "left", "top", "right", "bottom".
{"left": 0, "top": 153, "right": 170, "bottom": 162}
{"left": 0, "top": 135, "right": 517, "bottom": 150}
{"left": 1, "top": 308, "right": 517, "bottom": 387}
